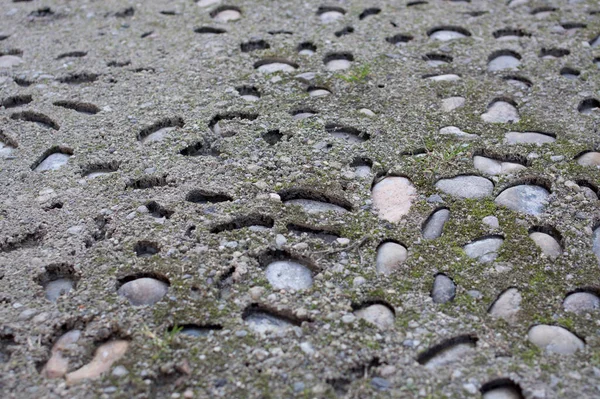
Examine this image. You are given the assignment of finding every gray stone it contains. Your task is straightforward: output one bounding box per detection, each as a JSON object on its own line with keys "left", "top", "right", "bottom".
{"left": 257, "top": 62, "right": 296, "bottom": 73}
{"left": 430, "top": 30, "right": 467, "bottom": 41}
{"left": 481, "top": 101, "right": 520, "bottom": 123}
{"left": 354, "top": 304, "right": 395, "bottom": 330}
{"left": 529, "top": 232, "right": 561, "bottom": 258}
{"left": 372, "top": 176, "right": 417, "bottom": 222}
{"left": 35, "top": 153, "right": 71, "bottom": 172}
{"left": 527, "top": 325, "right": 584, "bottom": 354}
{"left": 489, "top": 288, "right": 521, "bottom": 321}
{"left": 494, "top": 185, "right": 549, "bottom": 215}
{"left": 473, "top": 156, "right": 526, "bottom": 176}
{"left": 371, "top": 377, "right": 391, "bottom": 391}
{"left": 576, "top": 152, "right": 600, "bottom": 167}
{"left": 483, "top": 386, "right": 523, "bottom": 399}
{"left": 563, "top": 292, "right": 600, "bottom": 313}
{"left": 464, "top": 236, "right": 504, "bottom": 263}
{"left": 487, "top": 55, "right": 520, "bottom": 72}
{"left": 422, "top": 342, "right": 476, "bottom": 369}
{"left": 325, "top": 59, "right": 351, "bottom": 71}
{"left": 504, "top": 132, "right": 556, "bottom": 145}
{"left": 265, "top": 261, "right": 313, "bottom": 290}
{"left": 422, "top": 208, "right": 450, "bottom": 239}
{"left": 376, "top": 242, "right": 408, "bottom": 275}
{"left": 285, "top": 199, "right": 347, "bottom": 214}
{"left": 212, "top": 9, "right": 241, "bottom": 22}
{"left": 439, "top": 126, "right": 477, "bottom": 139}
{"left": 431, "top": 274, "right": 456, "bottom": 303}
{"left": 117, "top": 278, "right": 168, "bottom": 306}
{"left": 441, "top": 97, "right": 465, "bottom": 112}
{"left": 45, "top": 278, "right": 74, "bottom": 302}
{"left": 319, "top": 10, "right": 343, "bottom": 23}
{"left": 141, "top": 127, "right": 175, "bottom": 144}
{"left": 0, "top": 55, "right": 23, "bottom": 68}
{"left": 435, "top": 176, "right": 494, "bottom": 199}
{"left": 426, "top": 74, "right": 460, "bottom": 81}
{"left": 0, "top": 141, "right": 15, "bottom": 157}
{"left": 245, "top": 312, "right": 293, "bottom": 334}
{"left": 482, "top": 216, "right": 500, "bottom": 228}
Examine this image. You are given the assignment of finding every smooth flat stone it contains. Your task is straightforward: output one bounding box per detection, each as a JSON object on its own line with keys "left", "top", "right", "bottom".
{"left": 577, "top": 152, "right": 600, "bottom": 166}
{"left": 594, "top": 227, "right": 600, "bottom": 265}
{"left": 354, "top": 304, "right": 394, "bottom": 330}
{"left": 35, "top": 153, "right": 70, "bottom": 172}
{"left": 196, "top": 0, "right": 220, "bottom": 6}
{"left": 117, "top": 278, "right": 168, "bottom": 306}
{"left": 481, "top": 102, "right": 520, "bottom": 123}
{"left": 241, "top": 94, "right": 259, "bottom": 102}
{"left": 435, "top": 176, "right": 493, "bottom": 199}
{"left": 506, "top": 79, "right": 530, "bottom": 90}
{"left": 489, "top": 288, "right": 521, "bottom": 321}
{"left": 66, "top": 340, "right": 129, "bottom": 384}
{"left": 464, "top": 237, "right": 503, "bottom": 263}
{"left": 45, "top": 278, "right": 74, "bottom": 302}
{"left": 431, "top": 274, "right": 455, "bottom": 303}
{"left": 563, "top": 292, "right": 600, "bottom": 313}
{"left": 358, "top": 108, "right": 376, "bottom": 117}
{"left": 439, "top": 126, "right": 477, "bottom": 139}
{"left": 354, "top": 165, "right": 371, "bottom": 178}
{"left": 85, "top": 171, "right": 114, "bottom": 179}
{"left": 308, "top": 89, "right": 330, "bottom": 97}
{"left": 427, "top": 60, "right": 449, "bottom": 67}
{"left": 180, "top": 327, "right": 213, "bottom": 337}
{"left": 213, "top": 10, "right": 241, "bottom": 22}
{"left": 422, "top": 208, "right": 449, "bottom": 239}
{"left": 423, "top": 342, "right": 476, "bottom": 369}
{"left": 430, "top": 31, "right": 467, "bottom": 41}
{"left": 504, "top": 132, "right": 555, "bottom": 145}
{"left": 293, "top": 112, "right": 315, "bottom": 120}
{"left": 529, "top": 232, "right": 561, "bottom": 258}
{"left": 527, "top": 325, "right": 584, "bottom": 354}
{"left": 299, "top": 49, "right": 315, "bottom": 56}
{"left": 0, "top": 141, "right": 15, "bottom": 157}
{"left": 441, "top": 97, "right": 465, "bottom": 112}
{"left": 265, "top": 260, "right": 313, "bottom": 290}
{"left": 42, "top": 330, "right": 81, "bottom": 378}
{"left": 483, "top": 387, "right": 523, "bottom": 399}
{"left": 0, "top": 55, "right": 23, "bottom": 68}
{"left": 141, "top": 127, "right": 174, "bottom": 144}
{"left": 473, "top": 156, "right": 525, "bottom": 176}
{"left": 372, "top": 176, "right": 417, "bottom": 222}
{"left": 257, "top": 63, "right": 296, "bottom": 73}
{"left": 508, "top": 0, "right": 529, "bottom": 7}
{"left": 320, "top": 11, "right": 344, "bottom": 23}
{"left": 328, "top": 131, "right": 364, "bottom": 143}
{"left": 488, "top": 55, "right": 520, "bottom": 72}
{"left": 245, "top": 312, "right": 293, "bottom": 334}
{"left": 494, "top": 185, "right": 549, "bottom": 215}
{"left": 326, "top": 59, "right": 351, "bottom": 71}
{"left": 591, "top": 36, "right": 600, "bottom": 48}
{"left": 426, "top": 74, "right": 460, "bottom": 82}
{"left": 376, "top": 242, "right": 408, "bottom": 275}
{"left": 285, "top": 199, "right": 347, "bottom": 214}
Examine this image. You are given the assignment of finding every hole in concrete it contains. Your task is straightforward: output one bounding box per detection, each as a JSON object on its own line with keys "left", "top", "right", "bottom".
{"left": 262, "top": 130, "right": 283, "bottom": 145}
{"left": 35, "top": 263, "right": 79, "bottom": 302}
{"left": 56, "top": 51, "right": 87, "bottom": 60}
{"left": 29, "top": 7, "right": 54, "bottom": 17}
{"left": 268, "top": 30, "right": 293, "bottom": 35}
{"left": 137, "top": 116, "right": 184, "bottom": 143}
{"left": 561, "top": 22, "right": 586, "bottom": 30}
{"left": 317, "top": 6, "right": 345, "bottom": 23}
{"left": 211, "top": 214, "right": 274, "bottom": 233}
{"left": 323, "top": 52, "right": 353, "bottom": 71}
{"left": 578, "top": 98, "right": 600, "bottom": 115}
{"left": 493, "top": 28, "right": 530, "bottom": 40}
{"left": 531, "top": 7, "right": 557, "bottom": 16}
{"left": 540, "top": 48, "right": 570, "bottom": 59}
{"left": 350, "top": 157, "right": 372, "bottom": 177}
{"left": 279, "top": 187, "right": 353, "bottom": 213}
{"left": 359, "top": 8, "right": 381, "bottom": 19}
{"left": 53, "top": 100, "right": 99, "bottom": 114}
{"left": 590, "top": 34, "right": 600, "bottom": 48}
{"left": 286, "top": 223, "right": 340, "bottom": 243}
{"left": 145, "top": 201, "right": 174, "bottom": 219}
{"left": 487, "top": 50, "right": 521, "bottom": 72}
{"left": 186, "top": 189, "right": 232, "bottom": 204}
{"left": 407, "top": 1, "right": 428, "bottom": 6}
{"left": 481, "top": 378, "right": 524, "bottom": 399}
{"left": 194, "top": 26, "right": 227, "bottom": 34}
{"left": 11, "top": 111, "right": 59, "bottom": 130}
{"left": 0, "top": 227, "right": 46, "bottom": 253}
{"left": 386, "top": 34, "right": 413, "bottom": 46}
{"left": 210, "top": 6, "right": 242, "bottom": 22}
{"left": 298, "top": 42, "right": 317, "bottom": 55}
{"left": 243, "top": 304, "right": 307, "bottom": 333}
{"left": 427, "top": 26, "right": 471, "bottom": 41}
{"left": 254, "top": 58, "right": 298, "bottom": 73}
{"left": 334, "top": 26, "right": 354, "bottom": 37}
{"left": 117, "top": 272, "right": 169, "bottom": 306}
{"left": 57, "top": 72, "right": 99, "bottom": 84}
{"left": 171, "top": 324, "right": 223, "bottom": 337}
{"left": 179, "top": 141, "right": 220, "bottom": 157}
{"left": 107, "top": 60, "right": 131, "bottom": 67}
{"left": 241, "top": 40, "right": 270, "bottom": 53}
{"left": 209, "top": 112, "right": 258, "bottom": 135}
{"left": 423, "top": 53, "right": 452, "bottom": 66}
{"left": 81, "top": 160, "right": 119, "bottom": 178}
{"left": 32, "top": 146, "right": 72, "bottom": 171}
{"left": 307, "top": 86, "right": 331, "bottom": 97}
{"left": 14, "top": 77, "right": 34, "bottom": 86}
{"left": 133, "top": 241, "right": 160, "bottom": 257}
{"left": 126, "top": 175, "right": 168, "bottom": 190}
{"left": 1, "top": 94, "right": 32, "bottom": 108}
{"left": 417, "top": 335, "right": 478, "bottom": 368}
{"left": 502, "top": 75, "right": 532, "bottom": 88}
{"left": 325, "top": 123, "right": 369, "bottom": 142}
{"left": 236, "top": 86, "right": 260, "bottom": 101}
{"left": 560, "top": 67, "right": 580, "bottom": 79}
{"left": 576, "top": 180, "right": 599, "bottom": 200}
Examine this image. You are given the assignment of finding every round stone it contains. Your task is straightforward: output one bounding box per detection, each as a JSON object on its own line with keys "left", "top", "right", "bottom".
{"left": 117, "top": 278, "right": 168, "bottom": 306}
{"left": 435, "top": 176, "right": 493, "bottom": 199}
{"left": 141, "top": 127, "right": 175, "bottom": 144}
{"left": 481, "top": 101, "right": 520, "bottom": 123}
{"left": 529, "top": 232, "right": 561, "bottom": 258}
{"left": 473, "top": 156, "right": 525, "bottom": 176}
{"left": 426, "top": 74, "right": 461, "bottom": 81}
{"left": 35, "top": 153, "right": 71, "bottom": 172}
{"left": 576, "top": 152, "right": 600, "bottom": 167}
{"left": 372, "top": 176, "right": 417, "bottom": 222}
{"left": 319, "top": 11, "right": 344, "bottom": 23}
{"left": 354, "top": 304, "right": 394, "bottom": 330}
{"left": 527, "top": 325, "right": 584, "bottom": 354}
{"left": 308, "top": 88, "right": 330, "bottom": 97}
{"left": 441, "top": 97, "right": 465, "bottom": 112}
{"left": 213, "top": 9, "right": 241, "bottom": 22}
{"left": 594, "top": 227, "right": 600, "bottom": 265}
{"left": 504, "top": 132, "right": 556, "bottom": 145}
{"left": 431, "top": 274, "right": 456, "bottom": 303}
{"left": 245, "top": 312, "right": 293, "bottom": 334}
{"left": 464, "top": 236, "right": 504, "bottom": 263}
{"left": 0, "top": 55, "right": 23, "bottom": 68}
{"left": 494, "top": 185, "right": 549, "bottom": 215}
{"left": 325, "top": 59, "right": 351, "bottom": 71}
{"left": 487, "top": 55, "right": 520, "bottom": 72}
{"left": 483, "top": 386, "right": 523, "bottom": 399}
{"left": 422, "top": 208, "right": 450, "bottom": 239}
{"left": 45, "top": 278, "right": 74, "bottom": 302}
{"left": 257, "top": 62, "right": 296, "bottom": 73}
{"left": 265, "top": 260, "right": 313, "bottom": 290}
{"left": 196, "top": 0, "right": 220, "bottom": 7}
{"left": 439, "top": 126, "right": 477, "bottom": 139}
{"left": 489, "top": 288, "right": 521, "bottom": 321}
{"left": 422, "top": 340, "right": 476, "bottom": 369}
{"left": 376, "top": 242, "right": 408, "bottom": 275}
{"left": 563, "top": 292, "right": 600, "bottom": 313}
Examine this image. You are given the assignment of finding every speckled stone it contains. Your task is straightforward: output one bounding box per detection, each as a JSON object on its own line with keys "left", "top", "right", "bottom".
{"left": 563, "top": 292, "right": 600, "bottom": 314}
{"left": 464, "top": 236, "right": 504, "bottom": 263}
{"left": 422, "top": 208, "right": 450, "bottom": 239}
{"left": 34, "top": 153, "right": 71, "bottom": 172}
{"left": 488, "top": 288, "right": 522, "bottom": 321}
{"left": 481, "top": 101, "right": 520, "bottom": 123}
{"left": 495, "top": 185, "right": 549, "bottom": 215}
{"left": 117, "top": 278, "right": 168, "bottom": 306}
{"left": 431, "top": 274, "right": 456, "bottom": 303}
{"left": 354, "top": 304, "right": 395, "bottom": 330}
{"left": 265, "top": 260, "right": 313, "bottom": 290}
{"left": 435, "top": 176, "right": 494, "bottom": 199}
{"left": 527, "top": 325, "right": 584, "bottom": 354}
{"left": 372, "top": 176, "right": 417, "bottom": 222}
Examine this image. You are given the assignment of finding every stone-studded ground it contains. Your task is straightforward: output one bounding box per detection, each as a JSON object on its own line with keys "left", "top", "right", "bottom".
{"left": 1, "top": 0, "right": 600, "bottom": 398}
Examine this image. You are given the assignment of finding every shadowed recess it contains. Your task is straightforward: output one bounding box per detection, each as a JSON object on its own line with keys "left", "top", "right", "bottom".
{"left": 11, "top": 111, "right": 59, "bottom": 130}
{"left": 53, "top": 100, "right": 100, "bottom": 114}
{"left": 210, "top": 214, "right": 274, "bottom": 233}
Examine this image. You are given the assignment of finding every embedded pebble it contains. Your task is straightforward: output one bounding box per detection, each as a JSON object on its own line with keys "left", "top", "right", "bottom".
{"left": 494, "top": 185, "right": 549, "bottom": 215}
{"left": 66, "top": 340, "right": 129, "bottom": 384}
{"left": 563, "top": 292, "right": 600, "bottom": 313}
{"left": 117, "top": 277, "right": 169, "bottom": 306}
{"left": 488, "top": 55, "right": 520, "bottom": 72}
{"left": 529, "top": 232, "right": 561, "bottom": 257}
{"left": 439, "top": 126, "right": 477, "bottom": 139}
{"left": 482, "top": 385, "right": 523, "bottom": 399}
{"left": 0, "top": 141, "right": 15, "bottom": 157}
{"left": 376, "top": 242, "right": 408, "bottom": 275}
{"left": 371, "top": 176, "right": 417, "bottom": 222}
{"left": 213, "top": 9, "right": 241, "bottom": 22}
{"left": 422, "top": 208, "right": 449, "bottom": 239}
{"left": 308, "top": 88, "right": 330, "bottom": 97}
{"left": 481, "top": 101, "right": 520, "bottom": 123}
{"left": 473, "top": 156, "right": 525, "bottom": 176}
{"left": 244, "top": 312, "right": 294, "bottom": 334}
{"left": 421, "top": 340, "right": 477, "bottom": 369}
{"left": 527, "top": 325, "right": 584, "bottom": 354}
{"left": 504, "top": 132, "right": 556, "bottom": 145}
{"left": 464, "top": 236, "right": 504, "bottom": 263}
{"left": 45, "top": 278, "right": 74, "bottom": 302}
{"left": 431, "top": 274, "right": 456, "bottom": 303}
{"left": 42, "top": 330, "right": 81, "bottom": 378}
{"left": 482, "top": 216, "right": 499, "bottom": 228}
{"left": 265, "top": 260, "right": 313, "bottom": 290}
{"left": 257, "top": 62, "right": 296, "bottom": 73}
{"left": 325, "top": 59, "right": 351, "bottom": 71}
{"left": 319, "top": 10, "right": 344, "bottom": 23}
{"left": 426, "top": 74, "right": 460, "bottom": 81}
{"left": 0, "top": 55, "right": 23, "bottom": 68}
{"left": 576, "top": 152, "right": 600, "bottom": 167}
{"left": 435, "top": 176, "right": 493, "bottom": 199}
{"left": 354, "top": 304, "right": 394, "bottom": 329}
{"left": 441, "top": 97, "right": 465, "bottom": 112}
{"left": 141, "top": 127, "right": 175, "bottom": 144}
{"left": 489, "top": 288, "right": 522, "bottom": 321}
{"left": 430, "top": 30, "right": 468, "bottom": 41}
{"left": 285, "top": 199, "right": 347, "bottom": 214}
{"left": 35, "top": 153, "right": 71, "bottom": 172}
